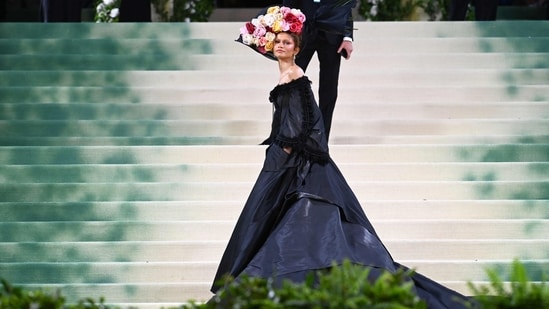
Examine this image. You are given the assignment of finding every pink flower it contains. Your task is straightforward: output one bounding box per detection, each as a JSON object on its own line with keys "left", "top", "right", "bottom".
{"left": 280, "top": 6, "right": 291, "bottom": 15}
{"left": 238, "top": 6, "right": 306, "bottom": 55}
{"left": 258, "top": 36, "right": 268, "bottom": 47}
{"left": 253, "top": 26, "right": 267, "bottom": 38}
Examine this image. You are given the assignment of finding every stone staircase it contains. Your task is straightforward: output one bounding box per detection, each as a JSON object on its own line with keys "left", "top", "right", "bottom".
{"left": 1, "top": 21, "right": 548, "bottom": 308}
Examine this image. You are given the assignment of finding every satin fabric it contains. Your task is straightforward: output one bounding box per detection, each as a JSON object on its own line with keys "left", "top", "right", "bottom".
{"left": 211, "top": 77, "right": 472, "bottom": 308}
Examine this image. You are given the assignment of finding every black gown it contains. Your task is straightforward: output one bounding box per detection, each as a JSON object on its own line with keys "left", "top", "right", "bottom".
{"left": 211, "top": 76, "right": 472, "bottom": 308}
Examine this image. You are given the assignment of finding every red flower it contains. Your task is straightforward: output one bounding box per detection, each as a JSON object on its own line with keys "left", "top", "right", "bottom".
{"left": 284, "top": 13, "right": 299, "bottom": 25}
{"left": 289, "top": 22, "right": 302, "bottom": 34}
{"left": 245, "top": 22, "right": 255, "bottom": 34}
{"left": 257, "top": 45, "right": 267, "bottom": 54}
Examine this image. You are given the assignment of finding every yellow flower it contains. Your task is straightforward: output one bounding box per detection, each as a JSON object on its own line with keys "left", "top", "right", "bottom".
{"left": 272, "top": 20, "right": 283, "bottom": 33}
{"left": 267, "top": 6, "right": 280, "bottom": 14}
{"left": 265, "top": 40, "right": 274, "bottom": 52}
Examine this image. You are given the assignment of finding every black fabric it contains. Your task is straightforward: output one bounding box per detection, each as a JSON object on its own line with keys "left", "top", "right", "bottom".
{"left": 40, "top": 0, "right": 83, "bottom": 22}
{"left": 119, "top": 0, "right": 151, "bottom": 22}
{"left": 449, "top": 0, "right": 498, "bottom": 21}
{"left": 284, "top": 0, "right": 355, "bottom": 39}
{"left": 262, "top": 76, "right": 330, "bottom": 163}
{"left": 211, "top": 76, "right": 474, "bottom": 308}
{"left": 312, "top": 0, "right": 356, "bottom": 37}
{"left": 283, "top": 0, "right": 353, "bottom": 139}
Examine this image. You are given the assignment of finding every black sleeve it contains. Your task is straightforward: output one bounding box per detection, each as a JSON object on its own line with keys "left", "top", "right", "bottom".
{"left": 274, "top": 80, "right": 330, "bottom": 163}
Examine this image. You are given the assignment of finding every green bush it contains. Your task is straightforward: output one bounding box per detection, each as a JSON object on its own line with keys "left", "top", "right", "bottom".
{"left": 358, "top": 0, "right": 450, "bottom": 21}
{"left": 0, "top": 279, "right": 120, "bottom": 309}
{"left": 151, "top": 0, "right": 215, "bottom": 22}
{"left": 467, "top": 259, "right": 549, "bottom": 308}
{"left": 3, "top": 260, "right": 548, "bottom": 308}
{"left": 181, "top": 260, "right": 427, "bottom": 309}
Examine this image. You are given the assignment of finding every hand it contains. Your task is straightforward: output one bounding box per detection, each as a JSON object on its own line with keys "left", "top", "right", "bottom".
{"left": 283, "top": 146, "right": 292, "bottom": 154}
{"left": 338, "top": 40, "right": 353, "bottom": 60}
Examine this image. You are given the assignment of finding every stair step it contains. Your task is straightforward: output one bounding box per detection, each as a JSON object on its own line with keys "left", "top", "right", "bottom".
{"left": 0, "top": 102, "right": 547, "bottom": 121}
{"left": 1, "top": 85, "right": 547, "bottom": 104}
{"left": 192, "top": 53, "right": 549, "bottom": 70}
{"left": 1, "top": 37, "right": 548, "bottom": 55}
{"left": 3, "top": 50, "right": 549, "bottom": 72}
{"left": 3, "top": 52, "right": 549, "bottom": 71}
{"left": 1, "top": 241, "right": 548, "bottom": 263}
{"left": 2, "top": 259, "right": 549, "bottom": 284}
{"left": 2, "top": 119, "right": 547, "bottom": 138}
{"left": 1, "top": 145, "right": 548, "bottom": 164}
{"left": 2, "top": 135, "right": 549, "bottom": 146}
{"left": 329, "top": 135, "right": 549, "bottom": 146}
{"left": 0, "top": 54, "right": 195, "bottom": 70}
{"left": 0, "top": 100, "right": 543, "bottom": 118}
{"left": 355, "top": 21, "right": 549, "bottom": 38}
{"left": 1, "top": 69, "right": 548, "bottom": 87}
{"left": 15, "top": 282, "right": 214, "bottom": 304}
{"left": 1, "top": 220, "right": 547, "bottom": 242}
{"left": 0, "top": 38, "right": 213, "bottom": 55}
{"left": 1, "top": 162, "right": 548, "bottom": 183}
{"left": 2, "top": 200, "right": 548, "bottom": 222}
{"left": 1, "top": 181, "right": 548, "bottom": 202}
{"left": 0, "top": 21, "right": 547, "bottom": 39}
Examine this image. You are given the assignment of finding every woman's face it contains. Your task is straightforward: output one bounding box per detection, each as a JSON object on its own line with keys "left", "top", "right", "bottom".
{"left": 273, "top": 32, "right": 298, "bottom": 60}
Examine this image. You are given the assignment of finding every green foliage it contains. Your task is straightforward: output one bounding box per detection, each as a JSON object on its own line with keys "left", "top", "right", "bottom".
{"left": 95, "top": 0, "right": 122, "bottom": 23}
{"left": 359, "top": 0, "right": 423, "bottom": 21}
{"left": 467, "top": 259, "right": 549, "bottom": 308}
{"left": 151, "top": 0, "right": 215, "bottom": 22}
{"left": 0, "top": 278, "right": 65, "bottom": 309}
{"left": 181, "top": 260, "right": 427, "bottom": 309}
{"left": 0, "top": 279, "right": 120, "bottom": 309}
{"left": 358, "top": 0, "right": 450, "bottom": 21}
{"left": 421, "top": 0, "right": 449, "bottom": 21}
{"left": 3, "top": 260, "right": 548, "bottom": 308}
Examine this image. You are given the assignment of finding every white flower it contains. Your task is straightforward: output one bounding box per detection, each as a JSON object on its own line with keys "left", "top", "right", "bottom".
{"left": 110, "top": 8, "right": 119, "bottom": 18}
{"left": 251, "top": 17, "right": 261, "bottom": 27}
{"left": 264, "top": 32, "right": 275, "bottom": 42}
{"left": 95, "top": 0, "right": 121, "bottom": 22}
{"left": 241, "top": 33, "right": 253, "bottom": 45}
{"left": 261, "top": 13, "right": 276, "bottom": 27}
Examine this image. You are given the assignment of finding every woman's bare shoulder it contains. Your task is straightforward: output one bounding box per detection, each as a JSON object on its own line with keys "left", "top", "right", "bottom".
{"left": 289, "top": 66, "right": 305, "bottom": 80}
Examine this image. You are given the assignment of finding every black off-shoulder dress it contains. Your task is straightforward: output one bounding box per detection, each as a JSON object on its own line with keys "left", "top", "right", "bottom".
{"left": 211, "top": 76, "right": 471, "bottom": 308}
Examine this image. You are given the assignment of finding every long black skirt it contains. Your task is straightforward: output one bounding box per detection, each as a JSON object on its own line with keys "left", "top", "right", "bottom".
{"left": 212, "top": 144, "right": 471, "bottom": 308}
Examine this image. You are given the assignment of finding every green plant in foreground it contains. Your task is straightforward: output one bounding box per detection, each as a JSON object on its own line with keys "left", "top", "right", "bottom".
{"left": 0, "top": 278, "right": 120, "bottom": 309}
{"left": 183, "top": 260, "right": 426, "bottom": 308}
{"left": 3, "top": 260, "right": 548, "bottom": 308}
{"left": 467, "top": 259, "right": 549, "bottom": 308}
{"left": 1, "top": 278, "right": 65, "bottom": 309}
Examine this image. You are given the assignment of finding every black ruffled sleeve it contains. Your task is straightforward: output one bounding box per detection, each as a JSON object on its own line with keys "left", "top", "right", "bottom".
{"left": 263, "top": 76, "right": 330, "bottom": 164}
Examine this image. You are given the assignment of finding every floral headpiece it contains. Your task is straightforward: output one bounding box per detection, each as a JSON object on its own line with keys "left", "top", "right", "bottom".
{"left": 237, "top": 6, "right": 306, "bottom": 60}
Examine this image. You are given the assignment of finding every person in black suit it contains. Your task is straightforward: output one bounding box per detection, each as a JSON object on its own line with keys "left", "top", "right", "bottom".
{"left": 119, "top": 0, "right": 151, "bottom": 22}
{"left": 282, "top": 0, "right": 357, "bottom": 140}
{"left": 449, "top": 0, "right": 498, "bottom": 20}
{"left": 40, "top": 0, "right": 84, "bottom": 22}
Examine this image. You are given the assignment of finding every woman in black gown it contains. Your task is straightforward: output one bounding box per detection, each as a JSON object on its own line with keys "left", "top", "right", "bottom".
{"left": 211, "top": 7, "right": 473, "bottom": 308}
